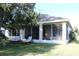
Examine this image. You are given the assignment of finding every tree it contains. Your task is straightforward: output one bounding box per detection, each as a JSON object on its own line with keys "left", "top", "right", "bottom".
{"left": 0, "top": 4, "right": 11, "bottom": 46}
{"left": 0, "top": 4, "right": 13, "bottom": 29}
{"left": 0, "top": 3, "right": 39, "bottom": 43}
{"left": 10, "top": 3, "right": 38, "bottom": 38}
{"left": 0, "top": 3, "right": 37, "bottom": 29}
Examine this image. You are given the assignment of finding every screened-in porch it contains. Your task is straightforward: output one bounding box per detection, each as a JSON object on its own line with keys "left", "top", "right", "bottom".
{"left": 33, "top": 20, "right": 72, "bottom": 44}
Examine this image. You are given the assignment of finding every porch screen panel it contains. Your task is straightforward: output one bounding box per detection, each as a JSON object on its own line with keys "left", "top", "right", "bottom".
{"left": 43, "top": 24, "right": 51, "bottom": 40}
{"left": 52, "top": 23, "right": 62, "bottom": 40}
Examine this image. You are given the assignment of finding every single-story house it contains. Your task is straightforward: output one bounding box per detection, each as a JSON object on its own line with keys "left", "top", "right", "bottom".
{"left": 0, "top": 14, "right": 72, "bottom": 44}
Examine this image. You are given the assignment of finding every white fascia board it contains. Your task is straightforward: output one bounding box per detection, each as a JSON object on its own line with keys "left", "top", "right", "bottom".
{"left": 37, "top": 19, "right": 72, "bottom": 30}
{"left": 37, "top": 19, "right": 68, "bottom": 24}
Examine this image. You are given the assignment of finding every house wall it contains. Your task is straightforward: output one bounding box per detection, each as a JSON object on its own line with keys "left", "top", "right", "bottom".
{"left": 1, "top": 20, "right": 72, "bottom": 44}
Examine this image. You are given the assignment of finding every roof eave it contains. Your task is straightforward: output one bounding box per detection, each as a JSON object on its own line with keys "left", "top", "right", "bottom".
{"left": 37, "top": 19, "right": 68, "bottom": 24}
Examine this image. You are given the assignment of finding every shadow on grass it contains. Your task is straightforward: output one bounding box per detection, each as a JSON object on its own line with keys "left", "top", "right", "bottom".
{"left": 0, "top": 42, "right": 57, "bottom": 56}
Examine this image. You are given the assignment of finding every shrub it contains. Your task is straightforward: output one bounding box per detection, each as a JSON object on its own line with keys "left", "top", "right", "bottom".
{"left": 69, "top": 27, "right": 79, "bottom": 43}
{"left": 69, "top": 31, "right": 76, "bottom": 42}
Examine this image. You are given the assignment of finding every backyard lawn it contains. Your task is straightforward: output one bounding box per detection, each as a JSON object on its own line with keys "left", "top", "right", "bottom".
{"left": 0, "top": 42, "right": 79, "bottom": 56}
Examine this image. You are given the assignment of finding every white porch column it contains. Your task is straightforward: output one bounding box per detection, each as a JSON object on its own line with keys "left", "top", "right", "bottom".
{"left": 51, "top": 24, "right": 53, "bottom": 40}
{"left": 39, "top": 23, "right": 43, "bottom": 41}
{"left": 62, "top": 23, "right": 67, "bottom": 44}
{"left": 20, "top": 29, "right": 25, "bottom": 40}
{"left": 5, "top": 30, "right": 9, "bottom": 38}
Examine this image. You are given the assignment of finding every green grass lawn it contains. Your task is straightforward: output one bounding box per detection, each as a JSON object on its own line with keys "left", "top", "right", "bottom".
{"left": 0, "top": 42, "right": 79, "bottom": 56}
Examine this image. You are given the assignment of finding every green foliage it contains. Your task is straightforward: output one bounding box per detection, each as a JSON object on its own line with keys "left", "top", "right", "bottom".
{"left": 0, "top": 4, "right": 12, "bottom": 28}
{"left": 10, "top": 3, "right": 38, "bottom": 29}
{"left": 0, "top": 32, "right": 8, "bottom": 46}
{"left": 69, "top": 31, "right": 76, "bottom": 42}
{"left": 69, "top": 27, "right": 79, "bottom": 43}
{"left": 0, "top": 3, "right": 38, "bottom": 29}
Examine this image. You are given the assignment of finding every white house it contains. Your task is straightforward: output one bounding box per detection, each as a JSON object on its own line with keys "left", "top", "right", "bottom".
{"left": 0, "top": 14, "right": 72, "bottom": 44}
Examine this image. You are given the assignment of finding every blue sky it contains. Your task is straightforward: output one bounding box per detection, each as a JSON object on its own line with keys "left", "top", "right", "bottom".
{"left": 35, "top": 3, "right": 79, "bottom": 27}
{"left": 35, "top": 3, "right": 79, "bottom": 18}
